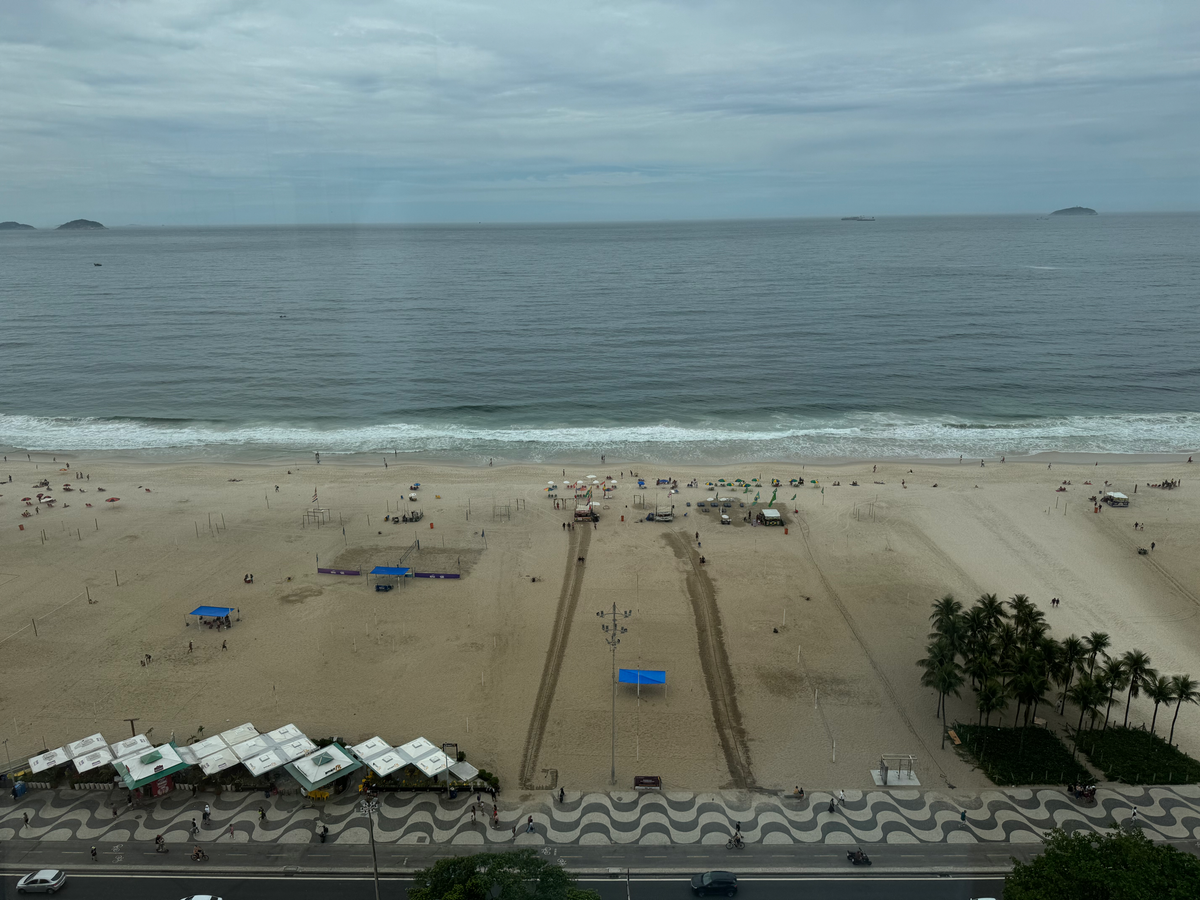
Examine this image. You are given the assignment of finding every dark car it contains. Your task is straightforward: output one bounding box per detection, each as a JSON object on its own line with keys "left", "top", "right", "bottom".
{"left": 691, "top": 870, "right": 738, "bottom": 896}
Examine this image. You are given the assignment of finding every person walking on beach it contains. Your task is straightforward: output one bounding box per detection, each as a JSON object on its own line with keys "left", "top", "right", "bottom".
{"left": 188, "top": 641, "right": 193, "bottom": 653}
{"left": 838, "top": 789, "right": 846, "bottom": 806}
{"left": 222, "top": 640, "right": 227, "bottom": 650}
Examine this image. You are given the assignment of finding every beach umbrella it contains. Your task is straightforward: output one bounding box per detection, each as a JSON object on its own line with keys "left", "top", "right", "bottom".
{"left": 105, "top": 497, "right": 120, "bottom": 503}
{"left": 21, "top": 497, "right": 31, "bottom": 502}
{"left": 548, "top": 481, "right": 556, "bottom": 485}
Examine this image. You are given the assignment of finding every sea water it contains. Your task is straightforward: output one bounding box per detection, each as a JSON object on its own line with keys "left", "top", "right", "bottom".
{"left": 1, "top": 215, "right": 1198, "bottom": 462}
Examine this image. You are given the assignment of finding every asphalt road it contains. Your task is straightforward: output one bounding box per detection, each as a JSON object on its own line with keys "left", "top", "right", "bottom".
{"left": 1, "top": 873, "right": 1006, "bottom": 899}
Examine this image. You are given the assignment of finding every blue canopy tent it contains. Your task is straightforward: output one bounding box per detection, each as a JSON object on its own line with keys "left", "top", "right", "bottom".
{"left": 619, "top": 668, "right": 666, "bottom": 698}
{"left": 189, "top": 606, "right": 236, "bottom": 619}
{"left": 370, "top": 566, "right": 413, "bottom": 590}
{"left": 188, "top": 605, "right": 239, "bottom": 629}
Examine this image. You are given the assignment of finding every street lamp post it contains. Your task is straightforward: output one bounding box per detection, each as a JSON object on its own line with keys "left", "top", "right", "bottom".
{"left": 361, "top": 796, "right": 381, "bottom": 900}
{"left": 597, "top": 602, "right": 631, "bottom": 785}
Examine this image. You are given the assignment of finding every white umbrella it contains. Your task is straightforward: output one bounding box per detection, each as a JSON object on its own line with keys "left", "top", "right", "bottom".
{"left": 548, "top": 481, "right": 556, "bottom": 485}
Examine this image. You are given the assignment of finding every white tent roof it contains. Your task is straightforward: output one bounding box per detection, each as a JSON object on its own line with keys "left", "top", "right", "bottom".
{"left": 415, "top": 750, "right": 451, "bottom": 777}
{"left": 243, "top": 749, "right": 288, "bottom": 776}
{"left": 290, "top": 744, "right": 357, "bottom": 783}
{"left": 397, "top": 737, "right": 437, "bottom": 764}
{"left": 450, "top": 760, "right": 479, "bottom": 781}
{"left": 232, "top": 735, "right": 272, "bottom": 760}
{"left": 74, "top": 748, "right": 114, "bottom": 774}
{"left": 198, "top": 747, "right": 242, "bottom": 775}
{"left": 760, "top": 508, "right": 781, "bottom": 518}
{"left": 28, "top": 747, "right": 70, "bottom": 774}
{"left": 275, "top": 737, "right": 317, "bottom": 764}
{"left": 364, "top": 750, "right": 406, "bottom": 777}
{"left": 67, "top": 733, "right": 109, "bottom": 758}
{"left": 265, "top": 723, "right": 303, "bottom": 743}
{"left": 350, "top": 736, "right": 392, "bottom": 762}
{"left": 1106, "top": 491, "right": 1129, "bottom": 499}
{"left": 187, "top": 735, "right": 231, "bottom": 760}
{"left": 110, "top": 735, "right": 153, "bottom": 759}
{"left": 220, "top": 722, "right": 259, "bottom": 745}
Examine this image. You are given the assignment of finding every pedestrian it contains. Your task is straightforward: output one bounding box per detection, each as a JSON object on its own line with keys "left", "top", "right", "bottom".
{"left": 1151, "top": 542, "right": 1155, "bottom": 550}
{"left": 1130, "top": 807, "right": 1139, "bottom": 824}
{"left": 512, "top": 824, "right": 517, "bottom": 839}
{"left": 191, "top": 818, "right": 198, "bottom": 836}
{"left": 322, "top": 824, "right": 329, "bottom": 842}
{"left": 204, "top": 803, "right": 211, "bottom": 823}
{"left": 188, "top": 641, "right": 193, "bottom": 653}
{"left": 229, "top": 824, "right": 235, "bottom": 838}
{"left": 222, "top": 640, "right": 227, "bottom": 650}
{"left": 258, "top": 806, "right": 266, "bottom": 821}
{"left": 23, "top": 812, "right": 29, "bottom": 828}
{"left": 526, "top": 815, "right": 535, "bottom": 833}
{"left": 91, "top": 846, "right": 98, "bottom": 862}
{"left": 960, "top": 809, "right": 967, "bottom": 826}
{"left": 558, "top": 787, "right": 565, "bottom": 803}
{"left": 828, "top": 798, "right": 836, "bottom": 814}
{"left": 472, "top": 807, "right": 476, "bottom": 824}
{"left": 838, "top": 789, "right": 845, "bottom": 805}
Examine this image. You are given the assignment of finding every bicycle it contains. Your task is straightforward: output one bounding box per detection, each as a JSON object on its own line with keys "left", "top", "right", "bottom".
{"left": 726, "top": 834, "right": 745, "bottom": 850}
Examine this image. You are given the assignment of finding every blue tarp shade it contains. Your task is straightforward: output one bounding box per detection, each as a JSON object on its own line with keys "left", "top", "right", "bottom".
{"left": 619, "top": 669, "right": 666, "bottom": 685}
{"left": 189, "top": 606, "right": 236, "bottom": 618}
{"left": 370, "top": 567, "right": 411, "bottom": 576}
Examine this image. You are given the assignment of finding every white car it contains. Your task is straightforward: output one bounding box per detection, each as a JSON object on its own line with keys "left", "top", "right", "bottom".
{"left": 180, "top": 896, "right": 224, "bottom": 900}
{"left": 16, "top": 869, "right": 67, "bottom": 893}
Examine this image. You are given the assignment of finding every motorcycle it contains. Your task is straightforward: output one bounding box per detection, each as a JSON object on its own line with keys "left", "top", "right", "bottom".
{"left": 847, "top": 849, "right": 871, "bottom": 866}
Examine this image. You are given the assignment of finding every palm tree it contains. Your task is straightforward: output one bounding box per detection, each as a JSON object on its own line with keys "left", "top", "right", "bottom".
{"left": 1121, "top": 649, "right": 1155, "bottom": 728}
{"left": 930, "top": 595, "right": 964, "bottom": 635}
{"left": 918, "top": 640, "right": 953, "bottom": 716}
{"left": 1097, "top": 657, "right": 1128, "bottom": 730}
{"left": 1012, "top": 666, "right": 1048, "bottom": 727}
{"left": 977, "top": 593, "right": 1007, "bottom": 633}
{"left": 1007, "top": 593, "right": 1033, "bottom": 622}
{"left": 1067, "top": 676, "right": 1106, "bottom": 752}
{"left": 1145, "top": 675, "right": 1176, "bottom": 735}
{"left": 934, "top": 660, "right": 965, "bottom": 750}
{"left": 1083, "top": 631, "right": 1111, "bottom": 675}
{"left": 976, "top": 678, "right": 1008, "bottom": 726}
{"left": 1057, "top": 635, "right": 1086, "bottom": 714}
{"left": 1169, "top": 675, "right": 1200, "bottom": 745}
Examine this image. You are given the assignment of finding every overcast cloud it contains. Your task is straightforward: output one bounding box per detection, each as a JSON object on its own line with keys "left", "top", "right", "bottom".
{"left": 2, "top": 0, "right": 1198, "bottom": 224}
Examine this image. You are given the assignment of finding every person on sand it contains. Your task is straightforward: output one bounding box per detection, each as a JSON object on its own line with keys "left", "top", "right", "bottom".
{"left": 222, "top": 640, "right": 227, "bottom": 650}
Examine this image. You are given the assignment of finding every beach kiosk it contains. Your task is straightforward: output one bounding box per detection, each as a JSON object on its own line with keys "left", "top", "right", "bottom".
{"left": 756, "top": 508, "right": 783, "bottom": 526}
{"left": 1101, "top": 491, "right": 1130, "bottom": 508}
{"left": 112, "top": 742, "right": 191, "bottom": 798}
{"left": 284, "top": 743, "right": 362, "bottom": 796}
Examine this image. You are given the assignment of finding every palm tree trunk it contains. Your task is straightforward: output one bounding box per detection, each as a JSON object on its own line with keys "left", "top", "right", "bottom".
{"left": 1013, "top": 699, "right": 1022, "bottom": 727}
{"left": 1150, "top": 704, "right": 1160, "bottom": 735}
{"left": 1103, "top": 686, "right": 1115, "bottom": 730}
{"left": 1123, "top": 685, "right": 1134, "bottom": 728}
{"left": 1059, "top": 673, "right": 1073, "bottom": 714}
{"left": 1169, "top": 704, "right": 1183, "bottom": 745}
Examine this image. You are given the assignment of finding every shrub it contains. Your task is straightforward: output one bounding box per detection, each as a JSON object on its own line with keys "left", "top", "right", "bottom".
{"left": 954, "top": 723, "right": 1092, "bottom": 785}
{"left": 1074, "top": 727, "right": 1200, "bottom": 784}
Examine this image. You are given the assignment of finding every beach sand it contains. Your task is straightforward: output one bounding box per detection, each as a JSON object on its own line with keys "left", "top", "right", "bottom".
{"left": 1, "top": 453, "right": 1197, "bottom": 794}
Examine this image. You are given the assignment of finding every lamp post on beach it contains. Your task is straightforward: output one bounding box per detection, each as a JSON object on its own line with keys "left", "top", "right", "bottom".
{"left": 597, "top": 602, "right": 631, "bottom": 785}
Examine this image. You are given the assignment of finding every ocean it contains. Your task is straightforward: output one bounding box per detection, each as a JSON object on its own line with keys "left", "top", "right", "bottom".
{"left": 2, "top": 215, "right": 1198, "bottom": 463}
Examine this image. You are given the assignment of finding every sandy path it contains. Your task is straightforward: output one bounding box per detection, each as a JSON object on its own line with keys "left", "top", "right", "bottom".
{"left": 666, "top": 531, "right": 755, "bottom": 789}
{"left": 520, "top": 525, "right": 590, "bottom": 788}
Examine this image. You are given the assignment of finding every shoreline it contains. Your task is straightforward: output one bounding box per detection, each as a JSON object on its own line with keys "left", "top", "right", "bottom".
{"left": 3, "top": 446, "right": 1196, "bottom": 471}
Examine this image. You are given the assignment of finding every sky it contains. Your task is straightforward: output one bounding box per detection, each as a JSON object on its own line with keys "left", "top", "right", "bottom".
{"left": 1, "top": 0, "right": 1199, "bottom": 225}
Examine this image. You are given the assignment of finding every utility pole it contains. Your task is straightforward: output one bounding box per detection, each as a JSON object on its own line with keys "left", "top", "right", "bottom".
{"left": 361, "top": 796, "right": 381, "bottom": 900}
{"left": 596, "top": 601, "right": 631, "bottom": 785}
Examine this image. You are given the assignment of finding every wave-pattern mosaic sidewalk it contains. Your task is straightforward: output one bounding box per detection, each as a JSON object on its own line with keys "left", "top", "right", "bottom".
{"left": 3, "top": 786, "right": 1199, "bottom": 847}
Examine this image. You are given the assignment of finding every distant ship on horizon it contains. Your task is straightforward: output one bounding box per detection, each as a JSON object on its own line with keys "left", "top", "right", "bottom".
{"left": 841, "top": 215, "right": 875, "bottom": 221}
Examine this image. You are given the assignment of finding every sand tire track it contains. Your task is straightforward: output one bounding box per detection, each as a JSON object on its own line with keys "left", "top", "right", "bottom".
{"left": 519, "top": 525, "right": 591, "bottom": 788}
{"left": 666, "top": 532, "right": 756, "bottom": 789}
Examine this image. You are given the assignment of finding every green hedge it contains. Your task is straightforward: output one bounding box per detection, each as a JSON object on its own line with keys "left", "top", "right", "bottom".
{"left": 1074, "top": 727, "right": 1200, "bottom": 785}
{"left": 954, "top": 723, "right": 1092, "bottom": 786}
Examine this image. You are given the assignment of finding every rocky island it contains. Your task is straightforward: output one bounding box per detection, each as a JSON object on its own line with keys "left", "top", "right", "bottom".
{"left": 1050, "top": 206, "right": 1097, "bottom": 216}
{"left": 0, "top": 221, "right": 36, "bottom": 230}
{"left": 56, "top": 219, "right": 106, "bottom": 229}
